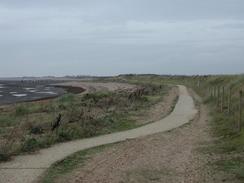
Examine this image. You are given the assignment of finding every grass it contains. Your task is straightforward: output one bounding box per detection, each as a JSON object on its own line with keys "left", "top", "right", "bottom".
{"left": 0, "top": 114, "right": 17, "bottom": 127}
{"left": 115, "top": 74, "right": 244, "bottom": 181}
{"left": 38, "top": 74, "right": 244, "bottom": 182}
{"left": 0, "top": 82, "right": 170, "bottom": 162}
{"left": 183, "top": 75, "right": 244, "bottom": 181}
{"left": 41, "top": 144, "right": 112, "bottom": 183}
{"left": 216, "top": 158, "right": 244, "bottom": 180}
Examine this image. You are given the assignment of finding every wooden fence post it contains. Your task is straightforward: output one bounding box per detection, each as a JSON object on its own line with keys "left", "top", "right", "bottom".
{"left": 217, "top": 86, "right": 220, "bottom": 108}
{"left": 228, "top": 87, "right": 232, "bottom": 115}
{"left": 215, "top": 86, "right": 218, "bottom": 99}
{"left": 221, "top": 86, "right": 225, "bottom": 112}
{"left": 238, "top": 90, "right": 242, "bottom": 132}
{"left": 212, "top": 87, "right": 214, "bottom": 98}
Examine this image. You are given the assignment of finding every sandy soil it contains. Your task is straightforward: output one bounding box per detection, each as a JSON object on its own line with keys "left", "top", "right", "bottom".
{"left": 54, "top": 81, "right": 136, "bottom": 93}
{"left": 56, "top": 89, "right": 239, "bottom": 183}
{"left": 0, "top": 85, "right": 197, "bottom": 183}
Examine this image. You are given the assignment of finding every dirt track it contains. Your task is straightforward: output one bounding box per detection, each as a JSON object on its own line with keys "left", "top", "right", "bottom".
{"left": 0, "top": 85, "right": 197, "bottom": 183}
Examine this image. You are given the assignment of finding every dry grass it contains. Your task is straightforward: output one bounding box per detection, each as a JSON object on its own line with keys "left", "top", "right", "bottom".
{"left": 0, "top": 82, "right": 169, "bottom": 161}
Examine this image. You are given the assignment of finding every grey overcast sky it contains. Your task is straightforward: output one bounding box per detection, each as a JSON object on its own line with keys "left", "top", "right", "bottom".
{"left": 0, "top": 0, "right": 244, "bottom": 77}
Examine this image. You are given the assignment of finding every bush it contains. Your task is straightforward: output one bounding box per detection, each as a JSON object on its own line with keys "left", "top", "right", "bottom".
{"left": 0, "top": 152, "right": 11, "bottom": 162}
{"left": 57, "top": 125, "right": 84, "bottom": 142}
{"left": 82, "top": 92, "right": 110, "bottom": 104}
{"left": 21, "top": 137, "right": 40, "bottom": 152}
{"left": 30, "top": 125, "right": 44, "bottom": 135}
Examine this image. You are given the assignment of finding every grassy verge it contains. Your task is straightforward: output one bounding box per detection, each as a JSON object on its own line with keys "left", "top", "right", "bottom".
{"left": 41, "top": 144, "right": 113, "bottom": 183}
{"left": 184, "top": 75, "right": 244, "bottom": 181}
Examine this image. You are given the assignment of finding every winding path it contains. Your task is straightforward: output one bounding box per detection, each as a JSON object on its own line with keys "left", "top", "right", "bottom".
{"left": 0, "top": 85, "right": 197, "bottom": 183}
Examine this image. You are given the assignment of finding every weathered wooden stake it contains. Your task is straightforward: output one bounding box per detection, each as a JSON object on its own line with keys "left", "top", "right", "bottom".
{"left": 238, "top": 90, "right": 242, "bottom": 132}
{"left": 197, "top": 80, "right": 200, "bottom": 87}
{"left": 221, "top": 86, "right": 225, "bottom": 112}
{"left": 217, "top": 86, "right": 220, "bottom": 108}
{"left": 228, "top": 87, "right": 232, "bottom": 115}
{"left": 215, "top": 86, "right": 218, "bottom": 98}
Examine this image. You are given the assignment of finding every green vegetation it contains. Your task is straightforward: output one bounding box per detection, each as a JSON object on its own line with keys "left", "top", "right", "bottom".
{"left": 111, "top": 74, "right": 244, "bottom": 181}
{"left": 41, "top": 144, "right": 112, "bottom": 183}
{"left": 34, "top": 75, "right": 244, "bottom": 183}
{"left": 0, "top": 81, "right": 170, "bottom": 162}
{"left": 181, "top": 75, "right": 244, "bottom": 181}
{"left": 216, "top": 158, "right": 244, "bottom": 180}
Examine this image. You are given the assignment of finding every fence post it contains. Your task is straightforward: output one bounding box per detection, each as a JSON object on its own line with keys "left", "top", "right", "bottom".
{"left": 221, "top": 86, "right": 225, "bottom": 112}
{"left": 228, "top": 87, "right": 232, "bottom": 115}
{"left": 238, "top": 90, "right": 242, "bottom": 132}
{"left": 217, "top": 86, "right": 220, "bottom": 108}
{"left": 215, "top": 86, "right": 218, "bottom": 99}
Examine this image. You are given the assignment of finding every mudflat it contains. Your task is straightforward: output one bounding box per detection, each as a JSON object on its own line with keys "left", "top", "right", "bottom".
{"left": 0, "top": 80, "right": 66, "bottom": 105}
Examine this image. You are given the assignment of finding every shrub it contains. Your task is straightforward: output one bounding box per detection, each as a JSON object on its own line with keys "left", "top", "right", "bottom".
{"left": 82, "top": 92, "right": 110, "bottom": 104}
{"left": 21, "top": 137, "right": 40, "bottom": 152}
{"left": 0, "top": 153, "right": 11, "bottom": 161}
{"left": 30, "top": 125, "right": 44, "bottom": 135}
{"left": 57, "top": 125, "right": 84, "bottom": 142}
{"left": 0, "top": 144, "right": 12, "bottom": 162}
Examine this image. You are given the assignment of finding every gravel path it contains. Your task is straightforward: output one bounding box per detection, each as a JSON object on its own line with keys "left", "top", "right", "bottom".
{"left": 0, "top": 85, "right": 197, "bottom": 183}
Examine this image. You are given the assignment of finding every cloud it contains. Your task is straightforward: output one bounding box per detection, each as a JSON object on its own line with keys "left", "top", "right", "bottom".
{"left": 0, "top": 0, "right": 244, "bottom": 76}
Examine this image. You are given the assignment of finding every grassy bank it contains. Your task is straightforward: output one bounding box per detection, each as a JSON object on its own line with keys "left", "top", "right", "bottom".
{"left": 0, "top": 82, "right": 170, "bottom": 161}
{"left": 41, "top": 144, "right": 113, "bottom": 183}
{"left": 182, "top": 75, "right": 244, "bottom": 181}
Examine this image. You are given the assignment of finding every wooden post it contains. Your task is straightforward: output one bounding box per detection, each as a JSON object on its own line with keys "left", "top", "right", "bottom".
{"left": 228, "top": 87, "right": 232, "bottom": 115}
{"left": 238, "top": 90, "right": 242, "bottom": 132}
{"left": 215, "top": 86, "right": 218, "bottom": 99}
{"left": 221, "top": 86, "right": 225, "bottom": 112}
{"left": 217, "top": 86, "right": 220, "bottom": 108}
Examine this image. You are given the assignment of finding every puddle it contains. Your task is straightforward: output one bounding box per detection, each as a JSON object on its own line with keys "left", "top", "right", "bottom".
{"left": 44, "top": 87, "right": 51, "bottom": 90}
{"left": 10, "top": 92, "right": 17, "bottom": 94}
{"left": 29, "top": 90, "right": 37, "bottom": 93}
{"left": 0, "top": 95, "right": 2, "bottom": 97}
{"left": 12, "top": 94, "right": 27, "bottom": 97}
{"left": 24, "top": 88, "right": 36, "bottom": 90}
{"left": 37, "top": 91, "right": 57, "bottom": 95}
